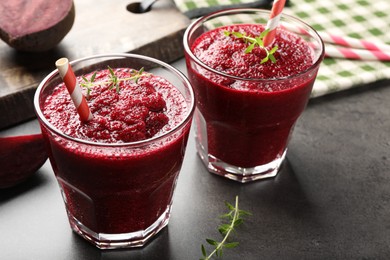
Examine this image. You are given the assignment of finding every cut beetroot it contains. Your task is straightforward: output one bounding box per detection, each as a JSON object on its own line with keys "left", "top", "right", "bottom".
{"left": 0, "top": 134, "right": 48, "bottom": 189}
{"left": 0, "top": 0, "right": 75, "bottom": 52}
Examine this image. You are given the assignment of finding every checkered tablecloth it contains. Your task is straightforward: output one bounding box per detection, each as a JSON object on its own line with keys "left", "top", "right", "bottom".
{"left": 174, "top": 0, "right": 390, "bottom": 97}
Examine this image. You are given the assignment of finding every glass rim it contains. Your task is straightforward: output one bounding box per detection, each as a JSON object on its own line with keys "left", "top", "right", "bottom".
{"left": 183, "top": 8, "right": 325, "bottom": 82}
{"left": 34, "top": 53, "right": 195, "bottom": 147}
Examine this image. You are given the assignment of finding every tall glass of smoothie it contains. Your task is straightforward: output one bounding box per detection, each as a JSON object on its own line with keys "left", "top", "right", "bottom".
{"left": 34, "top": 54, "right": 195, "bottom": 249}
{"left": 184, "top": 8, "right": 324, "bottom": 182}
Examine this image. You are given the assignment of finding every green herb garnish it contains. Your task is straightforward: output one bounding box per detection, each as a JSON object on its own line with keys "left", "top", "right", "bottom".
{"left": 224, "top": 29, "right": 278, "bottom": 64}
{"left": 81, "top": 72, "right": 96, "bottom": 99}
{"left": 108, "top": 66, "right": 120, "bottom": 93}
{"left": 80, "top": 66, "right": 148, "bottom": 96}
{"left": 200, "top": 196, "right": 251, "bottom": 260}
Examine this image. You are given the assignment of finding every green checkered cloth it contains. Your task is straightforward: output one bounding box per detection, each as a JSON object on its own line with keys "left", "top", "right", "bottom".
{"left": 175, "top": 0, "right": 390, "bottom": 97}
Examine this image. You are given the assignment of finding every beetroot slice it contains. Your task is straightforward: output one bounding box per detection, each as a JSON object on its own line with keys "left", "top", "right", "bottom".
{"left": 0, "top": 0, "right": 75, "bottom": 52}
{"left": 0, "top": 134, "right": 48, "bottom": 189}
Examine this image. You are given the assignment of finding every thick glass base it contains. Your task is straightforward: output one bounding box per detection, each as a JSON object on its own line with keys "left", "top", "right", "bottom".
{"left": 68, "top": 206, "right": 171, "bottom": 249}
{"left": 196, "top": 140, "right": 286, "bottom": 183}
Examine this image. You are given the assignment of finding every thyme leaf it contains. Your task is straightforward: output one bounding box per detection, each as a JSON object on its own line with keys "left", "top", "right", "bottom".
{"left": 200, "top": 196, "right": 251, "bottom": 260}
{"left": 80, "top": 66, "right": 149, "bottom": 95}
{"left": 108, "top": 66, "right": 120, "bottom": 93}
{"left": 224, "top": 29, "right": 278, "bottom": 64}
{"left": 81, "top": 72, "right": 96, "bottom": 99}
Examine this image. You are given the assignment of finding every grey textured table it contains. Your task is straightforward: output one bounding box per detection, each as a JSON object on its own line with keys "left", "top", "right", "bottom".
{"left": 1, "top": 59, "right": 389, "bottom": 259}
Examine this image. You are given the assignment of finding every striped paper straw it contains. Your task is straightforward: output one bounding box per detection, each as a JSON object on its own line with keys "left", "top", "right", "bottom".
{"left": 263, "top": 0, "right": 287, "bottom": 47}
{"left": 318, "top": 32, "right": 390, "bottom": 52}
{"left": 324, "top": 45, "right": 390, "bottom": 61}
{"left": 280, "top": 23, "right": 390, "bottom": 61}
{"left": 55, "top": 58, "right": 93, "bottom": 122}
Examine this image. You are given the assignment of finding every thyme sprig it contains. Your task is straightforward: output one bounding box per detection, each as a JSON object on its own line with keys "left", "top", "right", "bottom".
{"left": 224, "top": 29, "right": 278, "bottom": 64}
{"left": 200, "top": 196, "right": 251, "bottom": 260}
{"left": 80, "top": 66, "right": 148, "bottom": 97}
{"left": 81, "top": 72, "right": 96, "bottom": 98}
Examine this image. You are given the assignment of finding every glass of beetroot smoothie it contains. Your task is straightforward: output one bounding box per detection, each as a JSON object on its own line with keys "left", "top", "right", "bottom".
{"left": 34, "top": 54, "right": 195, "bottom": 249}
{"left": 184, "top": 8, "right": 324, "bottom": 182}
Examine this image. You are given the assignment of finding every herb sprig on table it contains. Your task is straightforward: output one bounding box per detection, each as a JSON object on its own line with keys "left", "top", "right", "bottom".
{"left": 224, "top": 29, "right": 278, "bottom": 64}
{"left": 200, "top": 196, "right": 251, "bottom": 260}
{"left": 80, "top": 66, "right": 148, "bottom": 97}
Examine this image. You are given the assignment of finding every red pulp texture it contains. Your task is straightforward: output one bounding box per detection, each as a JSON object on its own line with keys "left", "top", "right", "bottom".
{"left": 43, "top": 68, "right": 186, "bottom": 143}
{"left": 186, "top": 24, "right": 319, "bottom": 167}
{"left": 41, "top": 68, "right": 190, "bottom": 234}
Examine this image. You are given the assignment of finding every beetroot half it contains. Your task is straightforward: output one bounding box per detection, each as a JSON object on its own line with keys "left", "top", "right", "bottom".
{"left": 0, "top": 134, "right": 48, "bottom": 189}
{"left": 0, "top": 0, "right": 75, "bottom": 52}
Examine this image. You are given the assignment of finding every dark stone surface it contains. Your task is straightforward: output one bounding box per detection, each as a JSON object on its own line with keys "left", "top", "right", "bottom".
{"left": 0, "top": 60, "right": 389, "bottom": 259}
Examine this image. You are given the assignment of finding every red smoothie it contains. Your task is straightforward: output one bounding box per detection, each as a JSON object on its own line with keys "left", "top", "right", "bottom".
{"left": 185, "top": 22, "right": 322, "bottom": 179}
{"left": 38, "top": 66, "right": 192, "bottom": 246}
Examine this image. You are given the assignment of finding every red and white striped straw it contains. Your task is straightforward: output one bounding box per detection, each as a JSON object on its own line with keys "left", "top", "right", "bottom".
{"left": 324, "top": 45, "right": 390, "bottom": 61}
{"left": 55, "top": 58, "right": 93, "bottom": 122}
{"left": 280, "top": 23, "right": 390, "bottom": 61}
{"left": 318, "top": 32, "right": 390, "bottom": 53}
{"left": 263, "top": 0, "right": 287, "bottom": 47}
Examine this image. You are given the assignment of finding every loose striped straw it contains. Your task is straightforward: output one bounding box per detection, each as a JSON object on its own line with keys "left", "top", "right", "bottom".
{"left": 263, "top": 0, "right": 287, "bottom": 47}
{"left": 319, "top": 32, "right": 390, "bottom": 61}
{"left": 324, "top": 45, "right": 390, "bottom": 61}
{"left": 318, "top": 32, "right": 390, "bottom": 52}
{"left": 280, "top": 23, "right": 390, "bottom": 61}
{"left": 55, "top": 58, "right": 93, "bottom": 122}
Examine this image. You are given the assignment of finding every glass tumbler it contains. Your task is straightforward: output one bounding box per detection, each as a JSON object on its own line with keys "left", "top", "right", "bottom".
{"left": 34, "top": 54, "right": 195, "bottom": 249}
{"left": 184, "top": 8, "right": 324, "bottom": 183}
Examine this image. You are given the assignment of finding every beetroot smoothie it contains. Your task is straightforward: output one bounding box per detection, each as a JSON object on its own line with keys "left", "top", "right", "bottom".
{"left": 34, "top": 54, "right": 194, "bottom": 249}
{"left": 184, "top": 9, "right": 324, "bottom": 182}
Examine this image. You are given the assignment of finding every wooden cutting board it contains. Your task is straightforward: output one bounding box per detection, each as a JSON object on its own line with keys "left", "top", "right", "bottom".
{"left": 0, "top": 0, "right": 190, "bottom": 130}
